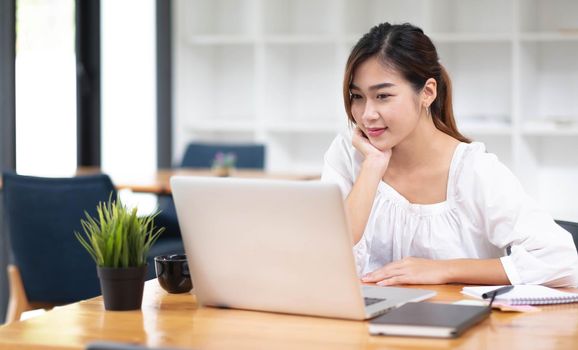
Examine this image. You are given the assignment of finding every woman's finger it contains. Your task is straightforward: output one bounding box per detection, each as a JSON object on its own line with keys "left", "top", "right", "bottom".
{"left": 362, "top": 264, "right": 402, "bottom": 282}
{"left": 376, "top": 275, "right": 408, "bottom": 286}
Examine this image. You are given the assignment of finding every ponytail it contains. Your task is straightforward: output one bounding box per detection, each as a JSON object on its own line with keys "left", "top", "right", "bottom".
{"left": 431, "top": 65, "right": 470, "bottom": 143}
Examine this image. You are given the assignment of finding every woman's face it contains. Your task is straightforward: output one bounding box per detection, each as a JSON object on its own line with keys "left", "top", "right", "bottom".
{"left": 349, "top": 56, "right": 424, "bottom": 151}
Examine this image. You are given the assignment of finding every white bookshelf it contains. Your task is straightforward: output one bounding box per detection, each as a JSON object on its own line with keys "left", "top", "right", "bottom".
{"left": 174, "top": 0, "right": 578, "bottom": 221}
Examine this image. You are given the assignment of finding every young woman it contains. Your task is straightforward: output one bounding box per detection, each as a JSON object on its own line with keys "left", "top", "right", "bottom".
{"left": 322, "top": 23, "right": 578, "bottom": 287}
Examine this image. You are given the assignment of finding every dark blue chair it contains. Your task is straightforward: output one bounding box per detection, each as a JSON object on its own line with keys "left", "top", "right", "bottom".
{"left": 181, "top": 143, "right": 265, "bottom": 169}
{"left": 2, "top": 173, "right": 116, "bottom": 322}
{"left": 156, "top": 142, "right": 266, "bottom": 241}
{"left": 556, "top": 220, "right": 578, "bottom": 252}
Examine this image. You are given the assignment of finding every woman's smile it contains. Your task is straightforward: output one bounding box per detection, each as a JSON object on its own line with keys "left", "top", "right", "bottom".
{"left": 366, "top": 127, "right": 387, "bottom": 137}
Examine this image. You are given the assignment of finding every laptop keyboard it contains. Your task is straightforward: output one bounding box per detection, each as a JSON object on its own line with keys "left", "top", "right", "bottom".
{"left": 364, "top": 297, "right": 386, "bottom": 306}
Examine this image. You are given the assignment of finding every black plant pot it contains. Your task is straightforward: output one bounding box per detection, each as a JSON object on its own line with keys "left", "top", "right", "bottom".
{"left": 97, "top": 265, "right": 147, "bottom": 311}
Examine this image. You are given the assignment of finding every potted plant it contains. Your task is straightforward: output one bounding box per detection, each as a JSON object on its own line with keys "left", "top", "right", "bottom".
{"left": 211, "top": 151, "right": 237, "bottom": 177}
{"left": 75, "top": 196, "right": 164, "bottom": 311}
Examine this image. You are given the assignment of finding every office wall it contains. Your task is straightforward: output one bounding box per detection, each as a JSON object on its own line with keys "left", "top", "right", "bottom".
{"left": 173, "top": 0, "right": 578, "bottom": 222}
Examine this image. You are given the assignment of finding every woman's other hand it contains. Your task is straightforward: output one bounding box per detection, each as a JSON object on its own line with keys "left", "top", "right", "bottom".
{"left": 361, "top": 257, "right": 451, "bottom": 286}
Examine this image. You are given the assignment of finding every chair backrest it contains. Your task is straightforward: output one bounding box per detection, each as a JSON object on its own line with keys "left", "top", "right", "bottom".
{"left": 2, "top": 172, "right": 116, "bottom": 303}
{"left": 181, "top": 142, "right": 265, "bottom": 169}
{"left": 555, "top": 220, "right": 578, "bottom": 252}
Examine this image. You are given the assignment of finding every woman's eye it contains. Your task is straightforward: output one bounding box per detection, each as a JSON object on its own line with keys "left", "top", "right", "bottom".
{"left": 350, "top": 93, "right": 362, "bottom": 100}
{"left": 377, "top": 94, "right": 391, "bottom": 100}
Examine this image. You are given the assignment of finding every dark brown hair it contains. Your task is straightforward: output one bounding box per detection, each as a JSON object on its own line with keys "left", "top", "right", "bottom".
{"left": 343, "top": 23, "right": 470, "bottom": 143}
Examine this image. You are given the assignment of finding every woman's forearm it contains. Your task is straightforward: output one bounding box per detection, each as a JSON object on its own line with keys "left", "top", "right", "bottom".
{"left": 345, "top": 158, "right": 387, "bottom": 244}
{"left": 445, "top": 258, "right": 510, "bottom": 285}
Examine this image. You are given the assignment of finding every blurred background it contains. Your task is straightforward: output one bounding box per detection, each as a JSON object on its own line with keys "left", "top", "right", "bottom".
{"left": 1, "top": 0, "right": 578, "bottom": 321}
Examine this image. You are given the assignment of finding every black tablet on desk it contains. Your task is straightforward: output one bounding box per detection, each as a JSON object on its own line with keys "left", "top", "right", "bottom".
{"left": 368, "top": 302, "right": 490, "bottom": 338}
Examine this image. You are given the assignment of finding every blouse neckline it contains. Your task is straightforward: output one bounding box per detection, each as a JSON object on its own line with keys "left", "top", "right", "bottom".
{"left": 376, "top": 142, "right": 467, "bottom": 216}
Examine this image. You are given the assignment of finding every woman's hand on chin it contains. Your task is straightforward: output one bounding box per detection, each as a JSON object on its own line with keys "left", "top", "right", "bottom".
{"left": 352, "top": 127, "right": 392, "bottom": 174}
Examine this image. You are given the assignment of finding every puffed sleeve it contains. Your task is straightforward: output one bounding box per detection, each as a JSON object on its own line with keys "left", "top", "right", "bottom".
{"left": 321, "top": 133, "right": 354, "bottom": 198}
{"left": 465, "top": 146, "right": 578, "bottom": 287}
{"left": 321, "top": 133, "right": 368, "bottom": 275}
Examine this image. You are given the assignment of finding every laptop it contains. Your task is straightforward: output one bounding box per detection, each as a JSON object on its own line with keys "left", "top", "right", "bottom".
{"left": 170, "top": 176, "right": 436, "bottom": 320}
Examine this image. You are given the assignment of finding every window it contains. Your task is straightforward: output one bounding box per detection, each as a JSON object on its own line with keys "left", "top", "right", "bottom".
{"left": 15, "top": 0, "right": 77, "bottom": 175}
{"left": 101, "top": 0, "right": 156, "bottom": 176}
{"left": 101, "top": 0, "right": 157, "bottom": 213}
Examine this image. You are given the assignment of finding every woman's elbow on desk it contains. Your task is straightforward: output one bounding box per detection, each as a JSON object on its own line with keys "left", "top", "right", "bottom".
{"left": 544, "top": 255, "right": 578, "bottom": 288}
{"left": 542, "top": 244, "right": 578, "bottom": 288}
{"left": 504, "top": 244, "right": 578, "bottom": 288}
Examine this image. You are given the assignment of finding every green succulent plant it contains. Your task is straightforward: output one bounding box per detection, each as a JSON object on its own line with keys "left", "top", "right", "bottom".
{"left": 75, "top": 196, "right": 164, "bottom": 268}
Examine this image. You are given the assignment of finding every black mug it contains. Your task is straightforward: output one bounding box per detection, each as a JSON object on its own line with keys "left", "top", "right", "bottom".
{"left": 154, "top": 254, "right": 192, "bottom": 294}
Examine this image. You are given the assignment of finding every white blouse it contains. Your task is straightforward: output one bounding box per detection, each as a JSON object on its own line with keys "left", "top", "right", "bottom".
{"left": 321, "top": 132, "right": 578, "bottom": 287}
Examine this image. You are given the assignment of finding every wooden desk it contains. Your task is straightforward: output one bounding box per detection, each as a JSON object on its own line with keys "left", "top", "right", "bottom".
{"left": 1, "top": 281, "right": 577, "bottom": 350}
{"left": 0, "top": 168, "right": 319, "bottom": 194}
{"left": 77, "top": 168, "right": 320, "bottom": 194}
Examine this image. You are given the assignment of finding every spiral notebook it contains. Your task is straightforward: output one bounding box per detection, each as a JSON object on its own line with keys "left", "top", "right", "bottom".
{"left": 462, "top": 285, "right": 578, "bottom": 305}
